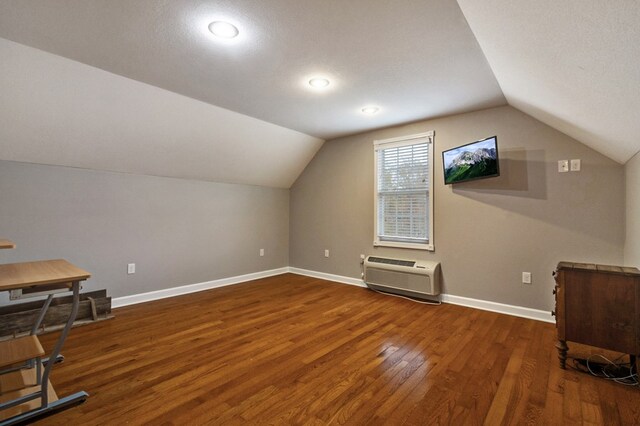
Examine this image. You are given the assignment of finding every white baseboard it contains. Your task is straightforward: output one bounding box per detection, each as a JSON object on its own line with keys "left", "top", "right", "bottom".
{"left": 440, "top": 294, "right": 554, "bottom": 323}
{"left": 112, "top": 267, "right": 289, "bottom": 309}
{"left": 287, "top": 267, "right": 367, "bottom": 288}
{"left": 288, "top": 268, "right": 554, "bottom": 323}
{"left": 111, "top": 266, "right": 554, "bottom": 324}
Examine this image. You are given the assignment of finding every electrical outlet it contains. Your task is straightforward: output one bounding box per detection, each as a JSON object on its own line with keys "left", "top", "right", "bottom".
{"left": 324, "top": 249, "right": 330, "bottom": 258}
{"left": 127, "top": 263, "right": 136, "bottom": 275}
{"left": 570, "top": 159, "right": 581, "bottom": 171}
{"left": 558, "top": 160, "right": 569, "bottom": 173}
{"left": 360, "top": 254, "right": 365, "bottom": 260}
{"left": 522, "top": 272, "right": 531, "bottom": 284}
{"left": 260, "top": 248, "right": 264, "bottom": 257}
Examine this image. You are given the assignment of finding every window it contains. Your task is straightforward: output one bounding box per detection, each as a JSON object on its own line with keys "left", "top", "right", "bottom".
{"left": 374, "top": 131, "right": 434, "bottom": 250}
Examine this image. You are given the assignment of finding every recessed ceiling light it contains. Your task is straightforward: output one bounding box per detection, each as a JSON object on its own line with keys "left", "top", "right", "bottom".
{"left": 362, "top": 106, "right": 380, "bottom": 115}
{"left": 208, "top": 21, "right": 239, "bottom": 38}
{"left": 309, "top": 78, "right": 330, "bottom": 88}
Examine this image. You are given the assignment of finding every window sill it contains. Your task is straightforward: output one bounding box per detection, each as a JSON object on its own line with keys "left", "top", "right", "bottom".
{"left": 373, "top": 240, "right": 434, "bottom": 251}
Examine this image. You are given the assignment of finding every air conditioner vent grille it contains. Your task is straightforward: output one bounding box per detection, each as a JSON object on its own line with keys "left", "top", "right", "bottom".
{"left": 367, "top": 256, "right": 416, "bottom": 267}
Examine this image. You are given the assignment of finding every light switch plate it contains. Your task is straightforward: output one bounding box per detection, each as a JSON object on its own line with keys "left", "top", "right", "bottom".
{"left": 570, "top": 159, "right": 581, "bottom": 171}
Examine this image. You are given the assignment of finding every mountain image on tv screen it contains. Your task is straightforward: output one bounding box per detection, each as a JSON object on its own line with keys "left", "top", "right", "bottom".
{"left": 443, "top": 136, "right": 499, "bottom": 184}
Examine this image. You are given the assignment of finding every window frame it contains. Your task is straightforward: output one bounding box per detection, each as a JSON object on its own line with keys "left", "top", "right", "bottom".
{"left": 373, "top": 131, "right": 434, "bottom": 251}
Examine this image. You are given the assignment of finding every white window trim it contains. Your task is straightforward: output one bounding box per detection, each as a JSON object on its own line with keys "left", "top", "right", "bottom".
{"left": 373, "top": 130, "right": 434, "bottom": 251}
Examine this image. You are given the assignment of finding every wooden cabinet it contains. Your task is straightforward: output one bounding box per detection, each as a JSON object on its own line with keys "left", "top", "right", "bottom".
{"left": 553, "top": 261, "right": 640, "bottom": 369}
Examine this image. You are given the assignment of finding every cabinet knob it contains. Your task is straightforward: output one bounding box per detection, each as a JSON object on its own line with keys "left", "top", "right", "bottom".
{"left": 551, "top": 310, "right": 556, "bottom": 317}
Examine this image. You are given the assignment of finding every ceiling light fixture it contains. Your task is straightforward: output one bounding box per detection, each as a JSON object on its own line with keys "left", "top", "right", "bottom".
{"left": 308, "top": 78, "right": 330, "bottom": 89}
{"left": 362, "top": 106, "right": 380, "bottom": 115}
{"left": 208, "top": 21, "right": 239, "bottom": 38}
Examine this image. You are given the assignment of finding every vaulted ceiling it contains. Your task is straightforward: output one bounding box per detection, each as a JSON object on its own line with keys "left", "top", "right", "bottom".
{"left": 0, "top": 0, "right": 638, "bottom": 188}
{"left": 457, "top": 0, "right": 640, "bottom": 164}
{"left": 0, "top": 0, "right": 504, "bottom": 139}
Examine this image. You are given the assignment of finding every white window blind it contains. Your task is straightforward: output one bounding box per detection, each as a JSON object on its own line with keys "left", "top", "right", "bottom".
{"left": 374, "top": 132, "right": 434, "bottom": 250}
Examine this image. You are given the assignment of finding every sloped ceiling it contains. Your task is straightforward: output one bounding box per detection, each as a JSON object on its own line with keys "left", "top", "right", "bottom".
{"left": 457, "top": 0, "right": 640, "bottom": 164}
{"left": 0, "top": 0, "right": 504, "bottom": 141}
{"left": 0, "top": 38, "right": 323, "bottom": 188}
{"left": 0, "top": 1, "right": 506, "bottom": 188}
{"left": 0, "top": 0, "right": 636, "bottom": 188}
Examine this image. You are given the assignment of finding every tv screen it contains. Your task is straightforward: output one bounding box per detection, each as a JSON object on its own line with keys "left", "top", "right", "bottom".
{"left": 442, "top": 136, "right": 500, "bottom": 185}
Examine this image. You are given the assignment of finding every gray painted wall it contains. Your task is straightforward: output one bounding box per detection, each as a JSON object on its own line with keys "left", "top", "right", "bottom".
{"left": 625, "top": 151, "right": 640, "bottom": 267}
{"left": 290, "top": 106, "right": 625, "bottom": 311}
{"left": 0, "top": 160, "right": 289, "bottom": 302}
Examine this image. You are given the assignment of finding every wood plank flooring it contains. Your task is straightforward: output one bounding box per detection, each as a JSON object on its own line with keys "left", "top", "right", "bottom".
{"left": 33, "top": 273, "right": 639, "bottom": 425}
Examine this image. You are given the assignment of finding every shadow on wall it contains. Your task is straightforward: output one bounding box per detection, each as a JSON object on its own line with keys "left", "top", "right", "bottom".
{"left": 450, "top": 148, "right": 545, "bottom": 198}
{"left": 448, "top": 148, "right": 623, "bottom": 246}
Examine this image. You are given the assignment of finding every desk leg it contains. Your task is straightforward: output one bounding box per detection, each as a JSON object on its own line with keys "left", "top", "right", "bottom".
{"left": 40, "top": 281, "right": 81, "bottom": 407}
{"left": 31, "top": 294, "right": 54, "bottom": 336}
{"left": 25, "top": 294, "right": 55, "bottom": 370}
{"left": 0, "top": 392, "right": 89, "bottom": 426}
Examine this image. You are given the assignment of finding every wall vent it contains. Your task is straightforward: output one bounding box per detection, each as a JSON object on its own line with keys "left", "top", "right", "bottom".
{"left": 367, "top": 257, "right": 416, "bottom": 267}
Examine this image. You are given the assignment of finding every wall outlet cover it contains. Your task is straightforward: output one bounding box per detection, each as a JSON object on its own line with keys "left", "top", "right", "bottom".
{"left": 558, "top": 160, "right": 569, "bottom": 173}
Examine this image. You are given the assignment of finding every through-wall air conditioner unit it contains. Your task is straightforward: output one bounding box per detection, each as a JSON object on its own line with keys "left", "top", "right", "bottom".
{"left": 364, "top": 256, "right": 441, "bottom": 299}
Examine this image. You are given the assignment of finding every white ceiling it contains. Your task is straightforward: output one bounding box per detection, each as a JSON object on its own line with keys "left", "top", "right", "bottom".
{"left": 0, "top": 0, "right": 505, "bottom": 141}
{"left": 0, "top": 0, "right": 637, "bottom": 190}
{"left": 457, "top": 0, "right": 640, "bottom": 164}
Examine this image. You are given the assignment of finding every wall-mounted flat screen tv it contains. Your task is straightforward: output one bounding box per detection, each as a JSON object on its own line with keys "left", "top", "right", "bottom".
{"left": 442, "top": 136, "right": 500, "bottom": 185}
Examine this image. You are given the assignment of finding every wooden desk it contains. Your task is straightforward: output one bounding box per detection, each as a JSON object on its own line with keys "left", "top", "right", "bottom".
{"left": 0, "top": 259, "right": 90, "bottom": 295}
{"left": 0, "top": 240, "right": 15, "bottom": 250}
{"left": 0, "top": 259, "right": 90, "bottom": 425}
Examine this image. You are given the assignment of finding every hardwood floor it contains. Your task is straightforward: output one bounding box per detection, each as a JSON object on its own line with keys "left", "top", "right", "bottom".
{"left": 34, "top": 273, "right": 639, "bottom": 425}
